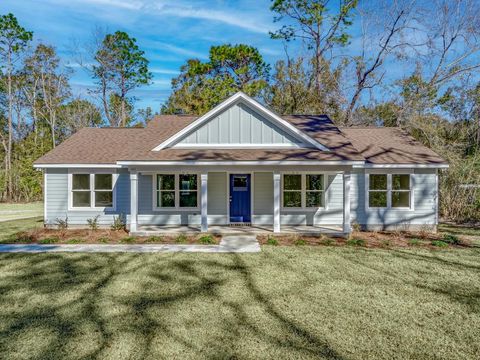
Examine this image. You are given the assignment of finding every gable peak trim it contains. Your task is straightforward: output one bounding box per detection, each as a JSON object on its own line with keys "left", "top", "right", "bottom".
{"left": 152, "top": 92, "right": 330, "bottom": 152}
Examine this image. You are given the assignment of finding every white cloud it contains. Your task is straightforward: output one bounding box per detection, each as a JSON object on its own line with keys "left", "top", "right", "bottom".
{"left": 150, "top": 67, "right": 180, "bottom": 75}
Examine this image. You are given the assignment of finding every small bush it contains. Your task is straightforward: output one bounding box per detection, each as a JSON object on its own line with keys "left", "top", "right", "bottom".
{"left": 382, "top": 239, "right": 392, "bottom": 248}
{"left": 120, "top": 236, "right": 136, "bottom": 244}
{"left": 14, "top": 231, "right": 37, "bottom": 243}
{"left": 322, "top": 238, "right": 335, "bottom": 246}
{"left": 55, "top": 216, "right": 68, "bottom": 230}
{"left": 346, "top": 238, "right": 366, "bottom": 247}
{"left": 87, "top": 215, "right": 100, "bottom": 231}
{"left": 111, "top": 215, "right": 126, "bottom": 231}
{"left": 198, "top": 235, "right": 215, "bottom": 244}
{"left": 39, "top": 237, "right": 60, "bottom": 244}
{"left": 175, "top": 234, "right": 188, "bottom": 244}
{"left": 147, "top": 236, "right": 163, "bottom": 243}
{"left": 266, "top": 236, "right": 278, "bottom": 246}
{"left": 442, "top": 233, "right": 460, "bottom": 245}
{"left": 431, "top": 240, "right": 449, "bottom": 248}
{"left": 408, "top": 238, "right": 422, "bottom": 246}
{"left": 67, "top": 238, "right": 84, "bottom": 244}
{"left": 98, "top": 237, "right": 110, "bottom": 243}
{"left": 351, "top": 221, "right": 361, "bottom": 232}
{"left": 294, "top": 238, "right": 306, "bottom": 246}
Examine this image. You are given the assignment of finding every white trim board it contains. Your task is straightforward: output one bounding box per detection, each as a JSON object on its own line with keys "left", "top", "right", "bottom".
{"left": 117, "top": 160, "right": 364, "bottom": 166}
{"left": 152, "top": 92, "right": 330, "bottom": 152}
{"left": 34, "top": 163, "right": 121, "bottom": 169}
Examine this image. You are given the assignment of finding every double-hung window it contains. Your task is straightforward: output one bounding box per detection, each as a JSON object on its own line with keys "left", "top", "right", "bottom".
{"left": 282, "top": 174, "right": 325, "bottom": 208}
{"left": 71, "top": 173, "right": 114, "bottom": 209}
{"left": 368, "top": 174, "right": 411, "bottom": 209}
{"left": 155, "top": 174, "right": 198, "bottom": 209}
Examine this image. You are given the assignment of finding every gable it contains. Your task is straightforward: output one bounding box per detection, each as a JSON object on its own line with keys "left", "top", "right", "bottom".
{"left": 174, "top": 102, "right": 307, "bottom": 147}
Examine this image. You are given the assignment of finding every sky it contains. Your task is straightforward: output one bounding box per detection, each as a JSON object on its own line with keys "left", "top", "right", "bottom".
{"left": 0, "top": 0, "right": 291, "bottom": 111}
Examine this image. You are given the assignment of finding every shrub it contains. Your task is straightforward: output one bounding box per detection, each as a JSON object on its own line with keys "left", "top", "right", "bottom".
{"left": 175, "top": 234, "right": 188, "bottom": 244}
{"left": 12, "top": 231, "right": 37, "bottom": 243}
{"left": 408, "top": 238, "right": 422, "bottom": 246}
{"left": 351, "top": 221, "right": 361, "bottom": 232}
{"left": 147, "top": 236, "right": 163, "bottom": 243}
{"left": 442, "top": 233, "right": 460, "bottom": 245}
{"left": 120, "top": 236, "right": 136, "bottom": 244}
{"left": 198, "top": 235, "right": 215, "bottom": 244}
{"left": 87, "top": 215, "right": 100, "bottom": 231}
{"left": 382, "top": 239, "right": 392, "bottom": 247}
{"left": 98, "top": 237, "right": 110, "bottom": 243}
{"left": 346, "top": 238, "right": 366, "bottom": 247}
{"left": 294, "top": 238, "right": 306, "bottom": 246}
{"left": 67, "top": 238, "right": 84, "bottom": 244}
{"left": 266, "top": 236, "right": 278, "bottom": 246}
{"left": 431, "top": 240, "right": 449, "bottom": 248}
{"left": 39, "top": 237, "right": 59, "bottom": 244}
{"left": 55, "top": 216, "right": 68, "bottom": 230}
{"left": 111, "top": 214, "right": 126, "bottom": 231}
{"left": 322, "top": 238, "right": 335, "bottom": 246}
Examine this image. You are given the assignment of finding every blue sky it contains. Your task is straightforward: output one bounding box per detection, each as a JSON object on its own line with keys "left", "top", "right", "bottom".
{"left": 0, "top": 0, "right": 291, "bottom": 111}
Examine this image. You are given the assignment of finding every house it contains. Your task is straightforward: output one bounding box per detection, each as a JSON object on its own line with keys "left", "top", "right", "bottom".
{"left": 33, "top": 92, "right": 448, "bottom": 235}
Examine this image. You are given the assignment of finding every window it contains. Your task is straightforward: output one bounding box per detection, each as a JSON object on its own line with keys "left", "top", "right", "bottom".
{"left": 283, "top": 174, "right": 302, "bottom": 207}
{"left": 155, "top": 174, "right": 198, "bottom": 209}
{"left": 71, "top": 173, "right": 114, "bottom": 209}
{"left": 392, "top": 174, "right": 410, "bottom": 208}
{"left": 368, "top": 174, "right": 411, "bottom": 209}
{"left": 369, "top": 174, "right": 387, "bottom": 207}
{"left": 306, "top": 174, "right": 324, "bottom": 207}
{"left": 282, "top": 174, "right": 325, "bottom": 208}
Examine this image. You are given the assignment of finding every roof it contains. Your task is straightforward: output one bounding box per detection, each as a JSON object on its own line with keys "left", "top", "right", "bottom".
{"left": 34, "top": 99, "right": 447, "bottom": 167}
{"left": 340, "top": 127, "right": 446, "bottom": 165}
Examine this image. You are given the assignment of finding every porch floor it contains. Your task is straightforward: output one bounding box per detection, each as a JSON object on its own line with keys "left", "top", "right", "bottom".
{"left": 131, "top": 225, "right": 346, "bottom": 237}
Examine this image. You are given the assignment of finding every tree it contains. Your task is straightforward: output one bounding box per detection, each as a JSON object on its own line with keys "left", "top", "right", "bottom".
{"left": 92, "top": 31, "right": 152, "bottom": 127}
{"left": 58, "top": 98, "right": 103, "bottom": 138}
{"left": 270, "top": 0, "right": 357, "bottom": 93}
{"left": 162, "top": 44, "right": 270, "bottom": 115}
{"left": 23, "top": 44, "right": 71, "bottom": 148}
{"left": 0, "top": 13, "right": 32, "bottom": 200}
{"left": 268, "top": 55, "right": 344, "bottom": 118}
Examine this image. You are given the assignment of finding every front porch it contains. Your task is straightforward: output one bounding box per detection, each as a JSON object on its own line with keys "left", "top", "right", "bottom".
{"left": 130, "top": 224, "right": 346, "bottom": 237}
{"left": 128, "top": 167, "right": 352, "bottom": 236}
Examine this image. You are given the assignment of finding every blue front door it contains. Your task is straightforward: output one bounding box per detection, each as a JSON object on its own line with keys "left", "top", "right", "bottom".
{"left": 230, "top": 174, "right": 251, "bottom": 223}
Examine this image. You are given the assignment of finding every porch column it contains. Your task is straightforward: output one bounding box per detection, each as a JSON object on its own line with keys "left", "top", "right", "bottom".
{"left": 201, "top": 173, "right": 208, "bottom": 232}
{"left": 343, "top": 171, "right": 351, "bottom": 234}
{"left": 273, "top": 172, "right": 281, "bottom": 233}
{"left": 130, "top": 171, "right": 138, "bottom": 232}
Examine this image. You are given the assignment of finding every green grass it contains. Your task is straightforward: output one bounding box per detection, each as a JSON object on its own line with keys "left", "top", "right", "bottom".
{"left": 0, "top": 216, "right": 43, "bottom": 243}
{"left": 0, "top": 247, "right": 478, "bottom": 359}
{"left": 198, "top": 234, "right": 215, "bottom": 244}
{"left": 0, "top": 202, "right": 43, "bottom": 221}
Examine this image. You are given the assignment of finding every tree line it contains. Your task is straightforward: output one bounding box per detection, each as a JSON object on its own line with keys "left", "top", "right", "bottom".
{"left": 0, "top": 0, "right": 479, "bottom": 222}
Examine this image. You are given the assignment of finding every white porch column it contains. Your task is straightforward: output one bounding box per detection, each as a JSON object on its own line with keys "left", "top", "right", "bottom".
{"left": 273, "top": 172, "right": 281, "bottom": 233}
{"left": 201, "top": 173, "right": 208, "bottom": 232}
{"left": 130, "top": 171, "right": 138, "bottom": 232}
{"left": 343, "top": 171, "right": 351, "bottom": 234}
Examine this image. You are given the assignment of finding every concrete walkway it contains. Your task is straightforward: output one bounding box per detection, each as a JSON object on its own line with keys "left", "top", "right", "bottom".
{"left": 0, "top": 235, "right": 261, "bottom": 253}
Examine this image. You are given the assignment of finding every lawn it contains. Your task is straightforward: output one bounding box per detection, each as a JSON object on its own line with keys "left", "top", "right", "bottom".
{"left": 0, "top": 202, "right": 43, "bottom": 222}
{"left": 0, "top": 246, "right": 479, "bottom": 359}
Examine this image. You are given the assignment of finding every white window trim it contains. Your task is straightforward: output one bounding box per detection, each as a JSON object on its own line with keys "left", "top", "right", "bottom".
{"left": 366, "top": 173, "right": 414, "bottom": 210}
{"left": 281, "top": 173, "right": 327, "bottom": 210}
{"left": 152, "top": 173, "right": 200, "bottom": 211}
{"left": 68, "top": 171, "right": 118, "bottom": 211}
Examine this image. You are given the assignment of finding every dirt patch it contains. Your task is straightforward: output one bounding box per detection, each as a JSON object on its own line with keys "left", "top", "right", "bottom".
{"left": 258, "top": 230, "right": 473, "bottom": 249}
{"left": 10, "top": 228, "right": 221, "bottom": 245}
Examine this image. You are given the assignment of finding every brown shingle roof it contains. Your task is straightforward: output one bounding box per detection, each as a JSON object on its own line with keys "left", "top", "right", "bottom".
{"left": 340, "top": 127, "right": 447, "bottom": 165}
{"left": 34, "top": 114, "right": 446, "bottom": 165}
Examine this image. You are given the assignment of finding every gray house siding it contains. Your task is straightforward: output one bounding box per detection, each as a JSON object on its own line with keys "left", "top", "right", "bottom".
{"left": 176, "top": 103, "right": 306, "bottom": 146}
{"left": 45, "top": 168, "right": 129, "bottom": 226}
{"left": 351, "top": 168, "right": 437, "bottom": 230}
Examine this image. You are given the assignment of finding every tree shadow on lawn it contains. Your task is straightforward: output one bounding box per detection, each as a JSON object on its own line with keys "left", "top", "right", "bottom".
{"left": 0, "top": 253, "right": 346, "bottom": 360}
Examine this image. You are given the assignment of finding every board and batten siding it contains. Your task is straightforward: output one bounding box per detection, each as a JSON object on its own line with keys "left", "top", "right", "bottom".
{"left": 176, "top": 102, "right": 305, "bottom": 146}
{"left": 44, "top": 168, "right": 130, "bottom": 226}
{"left": 351, "top": 168, "right": 437, "bottom": 229}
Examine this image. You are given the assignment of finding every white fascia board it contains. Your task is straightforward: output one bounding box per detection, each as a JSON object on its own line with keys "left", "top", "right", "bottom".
{"left": 354, "top": 163, "right": 449, "bottom": 169}
{"left": 172, "top": 143, "right": 309, "bottom": 149}
{"left": 117, "top": 160, "right": 364, "bottom": 166}
{"left": 152, "top": 91, "right": 329, "bottom": 152}
{"left": 34, "top": 163, "right": 121, "bottom": 169}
